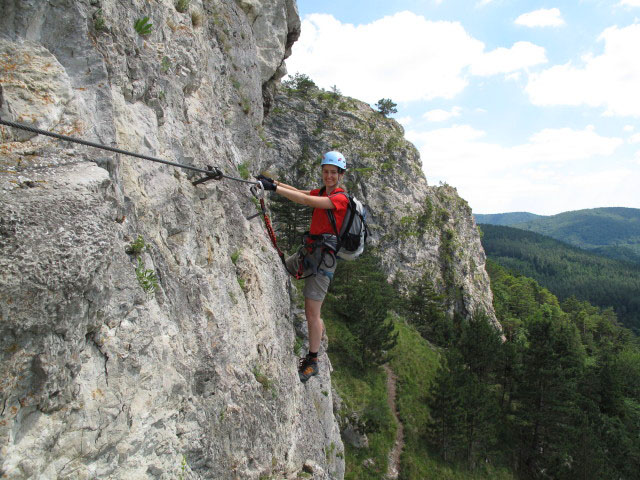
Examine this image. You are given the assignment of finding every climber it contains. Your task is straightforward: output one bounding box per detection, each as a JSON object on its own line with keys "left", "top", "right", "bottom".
{"left": 257, "top": 151, "right": 349, "bottom": 383}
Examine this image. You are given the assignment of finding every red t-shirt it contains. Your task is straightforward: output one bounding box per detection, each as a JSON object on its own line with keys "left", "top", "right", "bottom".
{"left": 309, "top": 187, "right": 349, "bottom": 235}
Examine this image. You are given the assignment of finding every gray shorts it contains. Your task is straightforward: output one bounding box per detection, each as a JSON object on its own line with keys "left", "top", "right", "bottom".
{"left": 285, "top": 247, "right": 338, "bottom": 301}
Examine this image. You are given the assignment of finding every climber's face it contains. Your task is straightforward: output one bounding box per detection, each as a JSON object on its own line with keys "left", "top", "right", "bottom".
{"left": 322, "top": 165, "right": 342, "bottom": 191}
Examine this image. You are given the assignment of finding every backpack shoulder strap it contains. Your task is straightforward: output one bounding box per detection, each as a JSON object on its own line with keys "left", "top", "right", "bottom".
{"left": 337, "top": 196, "right": 357, "bottom": 236}
{"left": 326, "top": 208, "right": 339, "bottom": 237}
{"left": 323, "top": 188, "right": 349, "bottom": 236}
{"left": 315, "top": 185, "right": 339, "bottom": 239}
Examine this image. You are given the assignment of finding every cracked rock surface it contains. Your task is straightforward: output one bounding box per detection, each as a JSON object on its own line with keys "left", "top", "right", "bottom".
{"left": 1, "top": 1, "right": 341, "bottom": 479}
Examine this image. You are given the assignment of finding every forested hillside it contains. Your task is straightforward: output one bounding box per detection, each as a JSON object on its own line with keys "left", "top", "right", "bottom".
{"left": 477, "top": 207, "right": 640, "bottom": 264}
{"left": 479, "top": 224, "right": 640, "bottom": 333}
{"left": 477, "top": 261, "right": 640, "bottom": 478}
{"left": 320, "top": 250, "right": 640, "bottom": 479}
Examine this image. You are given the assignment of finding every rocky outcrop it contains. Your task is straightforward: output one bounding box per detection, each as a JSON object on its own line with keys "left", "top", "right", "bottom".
{"left": 262, "top": 87, "right": 497, "bottom": 324}
{"left": 1, "top": 1, "right": 341, "bottom": 479}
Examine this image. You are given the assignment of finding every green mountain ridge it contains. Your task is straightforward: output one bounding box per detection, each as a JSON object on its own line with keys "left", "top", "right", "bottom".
{"left": 475, "top": 207, "right": 640, "bottom": 263}
{"left": 474, "top": 211, "right": 543, "bottom": 225}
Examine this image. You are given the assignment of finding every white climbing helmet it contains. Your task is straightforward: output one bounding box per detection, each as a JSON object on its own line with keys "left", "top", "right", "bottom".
{"left": 321, "top": 151, "right": 347, "bottom": 171}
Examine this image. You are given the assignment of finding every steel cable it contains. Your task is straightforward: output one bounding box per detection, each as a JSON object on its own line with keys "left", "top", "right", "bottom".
{"left": 0, "top": 118, "right": 257, "bottom": 185}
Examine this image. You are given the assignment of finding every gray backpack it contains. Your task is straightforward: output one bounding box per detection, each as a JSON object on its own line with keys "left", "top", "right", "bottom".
{"left": 324, "top": 190, "right": 368, "bottom": 261}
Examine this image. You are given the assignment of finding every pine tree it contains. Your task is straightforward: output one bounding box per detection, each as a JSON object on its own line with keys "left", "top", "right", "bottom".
{"left": 375, "top": 98, "right": 398, "bottom": 117}
{"left": 514, "top": 311, "right": 585, "bottom": 478}
{"left": 405, "top": 271, "right": 451, "bottom": 346}
{"left": 456, "top": 314, "right": 503, "bottom": 467}
{"left": 457, "top": 312, "right": 502, "bottom": 379}
{"left": 282, "top": 72, "right": 316, "bottom": 97}
{"left": 328, "top": 253, "right": 398, "bottom": 366}
{"left": 265, "top": 146, "right": 315, "bottom": 253}
{"left": 426, "top": 314, "right": 504, "bottom": 468}
{"left": 427, "top": 349, "right": 466, "bottom": 462}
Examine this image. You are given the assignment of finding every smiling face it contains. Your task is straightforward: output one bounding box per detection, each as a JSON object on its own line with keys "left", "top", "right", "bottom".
{"left": 322, "top": 164, "right": 343, "bottom": 191}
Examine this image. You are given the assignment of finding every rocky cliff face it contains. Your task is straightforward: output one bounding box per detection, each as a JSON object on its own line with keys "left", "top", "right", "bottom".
{"left": 0, "top": 1, "right": 495, "bottom": 479}
{"left": 1, "top": 1, "right": 344, "bottom": 479}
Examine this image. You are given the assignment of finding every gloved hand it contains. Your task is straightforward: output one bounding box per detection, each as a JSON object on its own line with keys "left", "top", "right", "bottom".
{"left": 256, "top": 174, "right": 274, "bottom": 184}
{"left": 259, "top": 179, "right": 277, "bottom": 191}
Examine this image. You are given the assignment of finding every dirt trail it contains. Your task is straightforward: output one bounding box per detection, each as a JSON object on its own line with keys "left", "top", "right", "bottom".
{"left": 384, "top": 364, "right": 404, "bottom": 479}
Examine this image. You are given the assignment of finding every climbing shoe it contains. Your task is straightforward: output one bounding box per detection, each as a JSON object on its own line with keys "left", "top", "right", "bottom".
{"left": 298, "top": 355, "right": 319, "bottom": 383}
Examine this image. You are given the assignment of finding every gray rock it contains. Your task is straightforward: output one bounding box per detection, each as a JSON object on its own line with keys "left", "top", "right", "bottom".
{"left": 303, "top": 458, "right": 326, "bottom": 476}
{"left": 1, "top": 1, "right": 343, "bottom": 479}
{"left": 342, "top": 424, "right": 369, "bottom": 449}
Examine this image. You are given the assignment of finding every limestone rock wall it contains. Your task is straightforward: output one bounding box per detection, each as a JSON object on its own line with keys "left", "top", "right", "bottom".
{"left": 1, "top": 1, "right": 344, "bottom": 479}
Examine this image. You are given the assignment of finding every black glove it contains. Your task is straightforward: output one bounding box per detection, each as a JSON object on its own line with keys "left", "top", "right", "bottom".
{"left": 256, "top": 174, "right": 274, "bottom": 184}
{"left": 259, "top": 179, "right": 277, "bottom": 191}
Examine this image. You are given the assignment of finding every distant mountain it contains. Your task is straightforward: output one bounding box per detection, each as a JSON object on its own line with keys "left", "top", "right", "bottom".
{"left": 479, "top": 224, "right": 640, "bottom": 333}
{"left": 474, "top": 212, "right": 544, "bottom": 225}
{"left": 475, "top": 207, "right": 640, "bottom": 264}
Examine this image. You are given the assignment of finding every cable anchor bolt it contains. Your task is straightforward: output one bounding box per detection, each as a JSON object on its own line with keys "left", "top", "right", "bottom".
{"left": 192, "top": 166, "right": 224, "bottom": 186}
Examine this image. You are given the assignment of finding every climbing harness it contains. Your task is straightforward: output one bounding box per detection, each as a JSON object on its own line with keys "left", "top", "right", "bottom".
{"left": 248, "top": 183, "right": 337, "bottom": 280}
{"left": 0, "top": 118, "right": 256, "bottom": 186}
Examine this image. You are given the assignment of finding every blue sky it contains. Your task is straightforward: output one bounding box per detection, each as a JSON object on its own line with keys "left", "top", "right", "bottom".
{"left": 285, "top": 1, "right": 640, "bottom": 215}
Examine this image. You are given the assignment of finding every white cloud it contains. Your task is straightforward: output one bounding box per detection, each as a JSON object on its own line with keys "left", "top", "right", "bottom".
{"left": 526, "top": 24, "right": 640, "bottom": 116}
{"left": 409, "top": 125, "right": 621, "bottom": 168}
{"left": 407, "top": 125, "right": 625, "bottom": 213}
{"left": 624, "top": 125, "right": 635, "bottom": 132}
{"left": 286, "top": 12, "right": 546, "bottom": 104}
{"left": 423, "top": 106, "right": 462, "bottom": 122}
{"left": 558, "top": 167, "right": 640, "bottom": 210}
{"left": 618, "top": 0, "right": 640, "bottom": 7}
{"left": 629, "top": 133, "right": 640, "bottom": 143}
{"left": 514, "top": 127, "right": 622, "bottom": 162}
{"left": 515, "top": 8, "right": 566, "bottom": 27}
{"left": 471, "top": 41, "right": 547, "bottom": 76}
{"left": 286, "top": 12, "right": 482, "bottom": 103}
